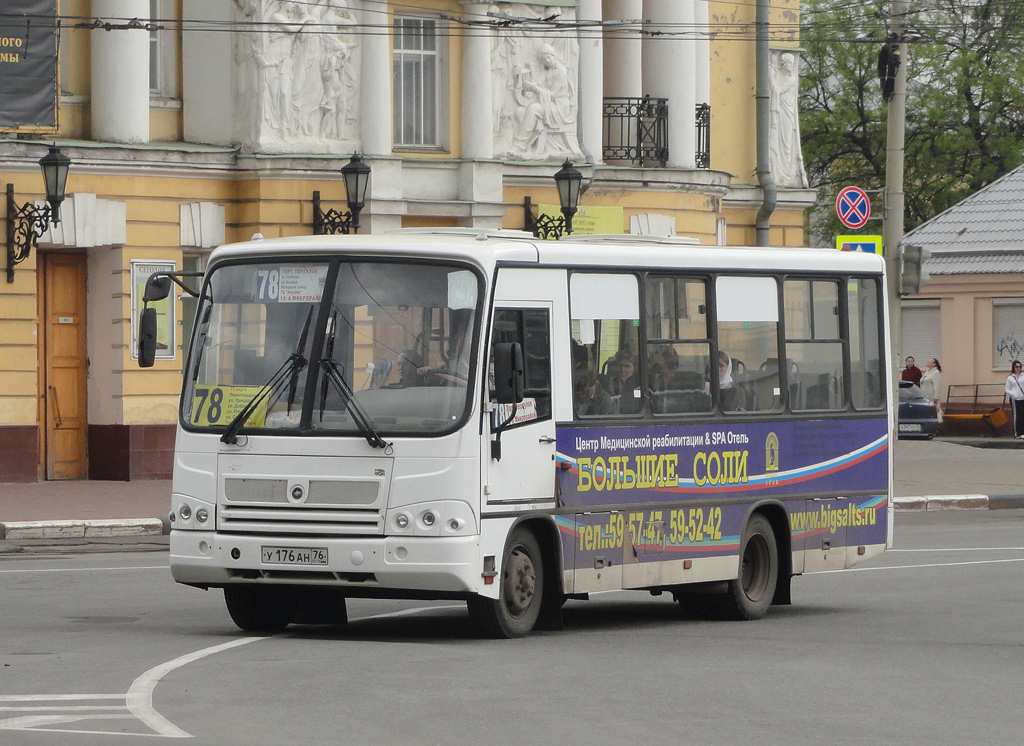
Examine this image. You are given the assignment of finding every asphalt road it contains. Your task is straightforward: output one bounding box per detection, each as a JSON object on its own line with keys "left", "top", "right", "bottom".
{"left": 1, "top": 510, "right": 1022, "bottom": 745}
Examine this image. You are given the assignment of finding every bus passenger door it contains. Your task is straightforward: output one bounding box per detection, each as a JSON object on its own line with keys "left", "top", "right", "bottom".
{"left": 485, "top": 305, "right": 556, "bottom": 505}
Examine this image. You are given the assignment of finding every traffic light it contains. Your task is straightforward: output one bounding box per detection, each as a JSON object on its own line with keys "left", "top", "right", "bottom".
{"left": 900, "top": 243, "right": 931, "bottom": 295}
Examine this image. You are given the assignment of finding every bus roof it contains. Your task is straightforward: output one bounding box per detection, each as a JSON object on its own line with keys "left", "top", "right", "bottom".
{"left": 209, "top": 230, "right": 886, "bottom": 275}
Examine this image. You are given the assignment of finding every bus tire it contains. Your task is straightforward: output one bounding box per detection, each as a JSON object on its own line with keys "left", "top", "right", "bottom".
{"left": 719, "top": 514, "right": 778, "bottom": 621}
{"left": 467, "top": 527, "right": 544, "bottom": 638}
{"left": 224, "top": 585, "right": 299, "bottom": 633}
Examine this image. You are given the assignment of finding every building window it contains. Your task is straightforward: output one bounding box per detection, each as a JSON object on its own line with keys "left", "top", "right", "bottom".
{"left": 993, "top": 299, "right": 1024, "bottom": 370}
{"left": 149, "top": 0, "right": 177, "bottom": 102}
{"left": 393, "top": 17, "right": 439, "bottom": 147}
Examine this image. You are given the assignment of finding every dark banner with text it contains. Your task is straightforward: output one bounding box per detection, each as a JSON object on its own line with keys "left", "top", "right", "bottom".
{"left": 0, "top": 0, "right": 58, "bottom": 129}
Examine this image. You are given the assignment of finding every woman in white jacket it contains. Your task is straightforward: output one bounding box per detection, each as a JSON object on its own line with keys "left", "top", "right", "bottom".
{"left": 920, "top": 358, "right": 942, "bottom": 408}
{"left": 1004, "top": 360, "right": 1024, "bottom": 438}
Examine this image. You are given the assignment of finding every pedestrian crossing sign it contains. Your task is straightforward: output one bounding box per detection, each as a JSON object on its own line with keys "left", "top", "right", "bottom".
{"left": 836, "top": 235, "right": 883, "bottom": 254}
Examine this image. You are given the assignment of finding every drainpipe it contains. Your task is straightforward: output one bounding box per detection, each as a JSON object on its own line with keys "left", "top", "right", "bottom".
{"left": 755, "top": 0, "right": 776, "bottom": 246}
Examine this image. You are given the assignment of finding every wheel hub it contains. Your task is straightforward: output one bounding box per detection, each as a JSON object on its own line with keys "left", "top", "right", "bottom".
{"left": 504, "top": 547, "right": 536, "bottom": 616}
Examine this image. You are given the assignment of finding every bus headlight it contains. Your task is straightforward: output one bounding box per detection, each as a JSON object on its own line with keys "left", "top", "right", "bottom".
{"left": 386, "top": 501, "right": 476, "bottom": 537}
{"left": 171, "top": 495, "right": 215, "bottom": 531}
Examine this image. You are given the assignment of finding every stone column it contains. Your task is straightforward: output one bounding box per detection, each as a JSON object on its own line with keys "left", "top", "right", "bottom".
{"left": 643, "top": 0, "right": 696, "bottom": 168}
{"left": 91, "top": 0, "right": 151, "bottom": 143}
{"left": 695, "top": 0, "right": 711, "bottom": 106}
{"left": 360, "top": 0, "right": 392, "bottom": 156}
{"left": 579, "top": 0, "right": 604, "bottom": 163}
{"left": 460, "top": 2, "right": 493, "bottom": 159}
{"left": 603, "top": 0, "right": 642, "bottom": 98}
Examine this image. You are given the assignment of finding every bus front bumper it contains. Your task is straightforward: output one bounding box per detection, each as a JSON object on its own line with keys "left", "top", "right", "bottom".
{"left": 169, "top": 530, "right": 486, "bottom": 595}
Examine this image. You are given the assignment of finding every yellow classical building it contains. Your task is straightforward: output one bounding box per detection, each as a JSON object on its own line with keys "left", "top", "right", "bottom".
{"left": 1, "top": 0, "right": 811, "bottom": 482}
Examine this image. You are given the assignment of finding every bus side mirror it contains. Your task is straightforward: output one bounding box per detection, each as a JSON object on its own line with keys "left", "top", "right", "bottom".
{"left": 138, "top": 306, "right": 158, "bottom": 368}
{"left": 143, "top": 274, "right": 172, "bottom": 302}
{"left": 493, "top": 342, "right": 524, "bottom": 404}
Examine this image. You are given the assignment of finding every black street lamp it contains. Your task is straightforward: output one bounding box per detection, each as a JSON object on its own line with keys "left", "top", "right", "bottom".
{"left": 313, "top": 154, "right": 372, "bottom": 235}
{"left": 6, "top": 145, "right": 72, "bottom": 283}
{"left": 524, "top": 159, "right": 584, "bottom": 240}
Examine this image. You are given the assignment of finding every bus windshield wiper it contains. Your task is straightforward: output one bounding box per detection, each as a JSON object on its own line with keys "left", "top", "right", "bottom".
{"left": 220, "top": 353, "right": 307, "bottom": 444}
{"left": 319, "top": 358, "right": 392, "bottom": 450}
{"left": 221, "top": 307, "right": 314, "bottom": 444}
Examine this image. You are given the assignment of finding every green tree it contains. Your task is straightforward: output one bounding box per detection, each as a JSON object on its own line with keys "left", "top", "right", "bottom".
{"left": 800, "top": 0, "right": 1024, "bottom": 240}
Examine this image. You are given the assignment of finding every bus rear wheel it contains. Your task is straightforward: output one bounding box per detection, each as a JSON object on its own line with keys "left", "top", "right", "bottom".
{"left": 468, "top": 527, "right": 544, "bottom": 638}
{"left": 224, "top": 585, "right": 299, "bottom": 633}
{"left": 718, "top": 514, "right": 778, "bottom": 620}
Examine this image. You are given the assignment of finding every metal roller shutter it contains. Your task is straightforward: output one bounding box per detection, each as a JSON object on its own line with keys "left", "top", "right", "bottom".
{"left": 900, "top": 300, "right": 941, "bottom": 367}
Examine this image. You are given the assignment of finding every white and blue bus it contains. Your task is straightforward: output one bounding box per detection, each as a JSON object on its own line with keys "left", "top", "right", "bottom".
{"left": 139, "top": 230, "right": 892, "bottom": 637}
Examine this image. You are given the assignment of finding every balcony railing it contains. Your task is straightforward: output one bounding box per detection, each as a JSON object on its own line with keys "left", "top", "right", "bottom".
{"left": 602, "top": 97, "right": 711, "bottom": 169}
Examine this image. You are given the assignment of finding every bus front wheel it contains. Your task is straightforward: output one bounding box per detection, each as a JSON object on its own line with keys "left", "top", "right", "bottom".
{"left": 719, "top": 514, "right": 778, "bottom": 621}
{"left": 224, "top": 585, "right": 299, "bottom": 633}
{"left": 468, "top": 527, "right": 544, "bottom": 638}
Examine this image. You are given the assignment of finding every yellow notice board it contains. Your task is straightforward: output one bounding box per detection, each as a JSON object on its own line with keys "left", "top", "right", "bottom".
{"left": 190, "top": 385, "right": 269, "bottom": 428}
{"left": 538, "top": 204, "right": 624, "bottom": 237}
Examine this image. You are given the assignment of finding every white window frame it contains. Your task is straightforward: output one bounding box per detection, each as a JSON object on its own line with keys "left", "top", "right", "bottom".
{"left": 993, "top": 298, "right": 1024, "bottom": 371}
{"left": 149, "top": 0, "right": 179, "bottom": 106}
{"left": 393, "top": 16, "right": 447, "bottom": 150}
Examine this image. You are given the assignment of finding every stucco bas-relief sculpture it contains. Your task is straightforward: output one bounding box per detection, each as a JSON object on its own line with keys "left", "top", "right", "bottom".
{"left": 234, "top": 0, "right": 361, "bottom": 153}
{"left": 491, "top": 3, "right": 583, "bottom": 162}
{"left": 769, "top": 49, "right": 809, "bottom": 189}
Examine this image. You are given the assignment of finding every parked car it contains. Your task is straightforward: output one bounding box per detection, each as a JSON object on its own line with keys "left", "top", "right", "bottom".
{"left": 898, "top": 380, "right": 939, "bottom": 439}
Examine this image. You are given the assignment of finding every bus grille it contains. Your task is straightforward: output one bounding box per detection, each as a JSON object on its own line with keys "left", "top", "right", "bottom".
{"left": 219, "top": 477, "right": 384, "bottom": 536}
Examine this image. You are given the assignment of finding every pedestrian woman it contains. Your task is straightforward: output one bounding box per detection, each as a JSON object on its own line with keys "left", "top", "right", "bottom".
{"left": 920, "top": 358, "right": 942, "bottom": 410}
{"left": 1005, "top": 360, "right": 1024, "bottom": 438}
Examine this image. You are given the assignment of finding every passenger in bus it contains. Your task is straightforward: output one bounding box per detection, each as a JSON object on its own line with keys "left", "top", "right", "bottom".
{"left": 708, "top": 350, "right": 745, "bottom": 410}
{"left": 647, "top": 346, "right": 677, "bottom": 392}
{"left": 610, "top": 348, "right": 642, "bottom": 414}
{"left": 574, "top": 369, "right": 614, "bottom": 417}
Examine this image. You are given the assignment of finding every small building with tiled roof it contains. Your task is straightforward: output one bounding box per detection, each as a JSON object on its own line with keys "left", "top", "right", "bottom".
{"left": 900, "top": 165, "right": 1024, "bottom": 422}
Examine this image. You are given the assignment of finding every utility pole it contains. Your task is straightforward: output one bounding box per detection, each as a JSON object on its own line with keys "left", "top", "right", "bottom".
{"left": 883, "top": 0, "right": 909, "bottom": 416}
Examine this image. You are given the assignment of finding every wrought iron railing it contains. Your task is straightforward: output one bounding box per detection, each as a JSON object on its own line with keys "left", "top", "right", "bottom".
{"left": 695, "top": 102, "right": 711, "bottom": 169}
{"left": 602, "top": 97, "right": 711, "bottom": 169}
{"left": 603, "top": 96, "right": 668, "bottom": 167}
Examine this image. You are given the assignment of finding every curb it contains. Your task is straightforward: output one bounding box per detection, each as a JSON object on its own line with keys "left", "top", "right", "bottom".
{"left": 0, "top": 518, "right": 167, "bottom": 541}
{"left": 892, "top": 494, "right": 1024, "bottom": 511}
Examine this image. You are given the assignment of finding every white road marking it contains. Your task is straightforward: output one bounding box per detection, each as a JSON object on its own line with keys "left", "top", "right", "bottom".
{"left": 889, "top": 547, "right": 1024, "bottom": 552}
{"left": 0, "top": 565, "right": 168, "bottom": 574}
{"left": 127, "top": 637, "right": 262, "bottom": 738}
{"left": 0, "top": 604, "right": 459, "bottom": 737}
{"left": 819, "top": 557, "right": 1024, "bottom": 573}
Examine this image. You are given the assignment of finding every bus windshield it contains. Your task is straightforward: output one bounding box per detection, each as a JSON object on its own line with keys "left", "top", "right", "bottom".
{"left": 182, "top": 259, "right": 480, "bottom": 437}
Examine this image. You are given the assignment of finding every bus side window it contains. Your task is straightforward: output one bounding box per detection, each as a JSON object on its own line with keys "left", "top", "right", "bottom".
{"left": 716, "top": 276, "right": 782, "bottom": 413}
{"left": 848, "top": 277, "right": 885, "bottom": 409}
{"left": 570, "top": 273, "right": 642, "bottom": 418}
{"left": 492, "top": 309, "right": 552, "bottom": 421}
{"left": 644, "top": 276, "right": 712, "bottom": 415}
{"left": 784, "top": 279, "right": 845, "bottom": 411}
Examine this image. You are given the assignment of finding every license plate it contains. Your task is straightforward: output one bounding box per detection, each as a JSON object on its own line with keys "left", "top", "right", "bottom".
{"left": 899, "top": 423, "right": 922, "bottom": 432}
{"left": 261, "top": 546, "right": 328, "bottom": 566}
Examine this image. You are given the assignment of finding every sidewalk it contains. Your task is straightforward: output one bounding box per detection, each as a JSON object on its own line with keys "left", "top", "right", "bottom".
{"left": 1, "top": 437, "right": 1022, "bottom": 542}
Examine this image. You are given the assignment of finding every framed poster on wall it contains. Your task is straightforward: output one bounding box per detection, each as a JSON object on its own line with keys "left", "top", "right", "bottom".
{"left": 131, "top": 260, "right": 177, "bottom": 361}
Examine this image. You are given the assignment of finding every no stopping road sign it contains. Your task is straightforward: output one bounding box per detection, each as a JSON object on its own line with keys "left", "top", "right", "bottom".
{"left": 836, "top": 186, "right": 871, "bottom": 230}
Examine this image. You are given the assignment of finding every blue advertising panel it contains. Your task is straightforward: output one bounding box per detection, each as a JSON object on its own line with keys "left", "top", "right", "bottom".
{"left": 554, "top": 418, "right": 889, "bottom": 571}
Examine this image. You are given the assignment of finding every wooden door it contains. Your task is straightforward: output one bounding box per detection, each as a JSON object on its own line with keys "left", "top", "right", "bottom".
{"left": 42, "top": 254, "right": 88, "bottom": 480}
